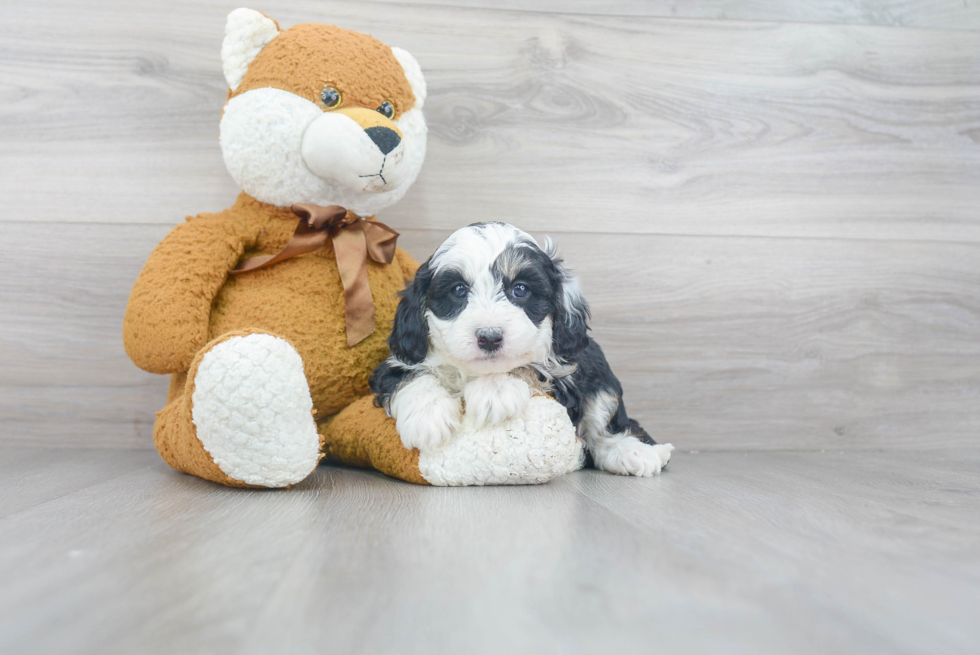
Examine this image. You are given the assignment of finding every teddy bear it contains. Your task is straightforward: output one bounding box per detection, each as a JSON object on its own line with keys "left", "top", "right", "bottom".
{"left": 123, "top": 9, "right": 586, "bottom": 488}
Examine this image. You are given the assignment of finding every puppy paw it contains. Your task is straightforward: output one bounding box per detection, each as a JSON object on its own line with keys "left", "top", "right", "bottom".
{"left": 463, "top": 374, "right": 531, "bottom": 428}
{"left": 389, "top": 376, "right": 462, "bottom": 452}
{"left": 594, "top": 438, "right": 674, "bottom": 477}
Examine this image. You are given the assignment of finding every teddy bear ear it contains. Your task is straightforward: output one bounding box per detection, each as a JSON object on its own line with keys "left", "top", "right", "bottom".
{"left": 391, "top": 47, "right": 427, "bottom": 110}
{"left": 221, "top": 8, "right": 281, "bottom": 92}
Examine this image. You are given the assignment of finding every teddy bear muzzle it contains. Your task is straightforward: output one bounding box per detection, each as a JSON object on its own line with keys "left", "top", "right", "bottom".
{"left": 302, "top": 107, "right": 409, "bottom": 194}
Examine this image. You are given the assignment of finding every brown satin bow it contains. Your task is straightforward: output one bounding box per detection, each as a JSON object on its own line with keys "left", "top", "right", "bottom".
{"left": 230, "top": 202, "right": 399, "bottom": 347}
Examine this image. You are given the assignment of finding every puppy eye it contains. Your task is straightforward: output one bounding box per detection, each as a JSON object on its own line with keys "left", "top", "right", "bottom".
{"left": 321, "top": 86, "right": 342, "bottom": 108}
{"left": 451, "top": 283, "right": 468, "bottom": 298}
{"left": 512, "top": 283, "right": 529, "bottom": 299}
{"left": 377, "top": 101, "right": 394, "bottom": 119}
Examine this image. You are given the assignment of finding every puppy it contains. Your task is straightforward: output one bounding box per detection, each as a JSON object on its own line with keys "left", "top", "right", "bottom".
{"left": 370, "top": 223, "right": 673, "bottom": 476}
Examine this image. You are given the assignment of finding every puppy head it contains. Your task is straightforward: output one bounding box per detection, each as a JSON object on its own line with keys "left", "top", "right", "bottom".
{"left": 219, "top": 9, "right": 427, "bottom": 215}
{"left": 389, "top": 223, "right": 590, "bottom": 375}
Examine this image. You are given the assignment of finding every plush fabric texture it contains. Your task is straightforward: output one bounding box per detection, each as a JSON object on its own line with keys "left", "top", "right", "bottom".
{"left": 125, "top": 12, "right": 587, "bottom": 489}
{"left": 418, "top": 396, "right": 586, "bottom": 486}
{"left": 320, "top": 395, "right": 429, "bottom": 485}
{"left": 125, "top": 192, "right": 418, "bottom": 412}
{"left": 153, "top": 329, "right": 269, "bottom": 489}
{"left": 190, "top": 333, "right": 322, "bottom": 488}
{"left": 320, "top": 395, "right": 586, "bottom": 486}
{"left": 124, "top": 14, "right": 430, "bottom": 489}
{"left": 222, "top": 8, "right": 280, "bottom": 91}
{"left": 232, "top": 23, "right": 416, "bottom": 118}
{"left": 390, "top": 47, "right": 427, "bottom": 109}
{"left": 218, "top": 16, "right": 428, "bottom": 217}
{"left": 129, "top": 194, "right": 419, "bottom": 487}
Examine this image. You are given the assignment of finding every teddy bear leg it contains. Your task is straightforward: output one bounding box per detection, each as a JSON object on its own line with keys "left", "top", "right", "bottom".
{"left": 319, "top": 395, "right": 429, "bottom": 485}
{"left": 153, "top": 330, "right": 322, "bottom": 488}
{"left": 320, "top": 394, "right": 585, "bottom": 486}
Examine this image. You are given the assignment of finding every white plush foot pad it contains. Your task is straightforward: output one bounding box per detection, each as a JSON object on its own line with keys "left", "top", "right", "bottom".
{"left": 191, "top": 334, "right": 321, "bottom": 487}
{"left": 418, "top": 395, "right": 585, "bottom": 486}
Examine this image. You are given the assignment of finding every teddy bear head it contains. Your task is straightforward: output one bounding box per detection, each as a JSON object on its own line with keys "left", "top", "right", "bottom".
{"left": 219, "top": 8, "right": 427, "bottom": 216}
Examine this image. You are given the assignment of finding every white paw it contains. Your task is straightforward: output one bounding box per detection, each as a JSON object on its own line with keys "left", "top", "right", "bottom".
{"left": 462, "top": 374, "right": 531, "bottom": 428}
{"left": 594, "top": 438, "right": 674, "bottom": 477}
{"left": 191, "top": 333, "right": 321, "bottom": 487}
{"left": 389, "top": 375, "right": 462, "bottom": 452}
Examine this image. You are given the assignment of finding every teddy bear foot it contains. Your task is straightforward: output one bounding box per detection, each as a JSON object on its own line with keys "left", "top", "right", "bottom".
{"left": 419, "top": 395, "right": 586, "bottom": 486}
{"left": 189, "top": 333, "right": 322, "bottom": 488}
{"left": 321, "top": 394, "right": 586, "bottom": 486}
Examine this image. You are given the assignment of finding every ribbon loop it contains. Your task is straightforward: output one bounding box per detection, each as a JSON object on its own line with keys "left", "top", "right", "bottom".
{"left": 363, "top": 221, "right": 399, "bottom": 265}
{"left": 291, "top": 203, "right": 350, "bottom": 230}
{"left": 230, "top": 203, "right": 401, "bottom": 347}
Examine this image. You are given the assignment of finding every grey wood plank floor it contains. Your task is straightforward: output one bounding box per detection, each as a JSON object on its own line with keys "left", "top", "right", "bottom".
{"left": 0, "top": 446, "right": 977, "bottom": 655}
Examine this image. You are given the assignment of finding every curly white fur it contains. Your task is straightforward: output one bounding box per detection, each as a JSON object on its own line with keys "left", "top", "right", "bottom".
{"left": 191, "top": 334, "right": 321, "bottom": 487}
{"left": 220, "top": 89, "right": 427, "bottom": 215}
{"left": 221, "top": 8, "right": 279, "bottom": 92}
{"left": 389, "top": 374, "right": 462, "bottom": 451}
{"left": 462, "top": 374, "right": 531, "bottom": 428}
{"left": 418, "top": 396, "right": 585, "bottom": 486}
{"left": 580, "top": 391, "right": 673, "bottom": 477}
{"left": 376, "top": 223, "right": 674, "bottom": 480}
{"left": 217, "top": 10, "right": 428, "bottom": 216}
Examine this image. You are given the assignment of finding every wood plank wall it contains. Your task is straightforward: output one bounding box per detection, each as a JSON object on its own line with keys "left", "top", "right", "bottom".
{"left": 1, "top": 0, "right": 978, "bottom": 450}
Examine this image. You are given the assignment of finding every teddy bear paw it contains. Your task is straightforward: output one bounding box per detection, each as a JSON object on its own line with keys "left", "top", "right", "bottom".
{"left": 191, "top": 333, "right": 321, "bottom": 487}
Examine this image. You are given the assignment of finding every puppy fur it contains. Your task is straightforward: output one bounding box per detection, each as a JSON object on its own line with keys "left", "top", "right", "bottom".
{"left": 370, "top": 222, "right": 673, "bottom": 476}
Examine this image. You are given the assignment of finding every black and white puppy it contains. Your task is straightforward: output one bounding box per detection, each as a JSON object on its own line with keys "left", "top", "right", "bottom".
{"left": 370, "top": 222, "right": 673, "bottom": 476}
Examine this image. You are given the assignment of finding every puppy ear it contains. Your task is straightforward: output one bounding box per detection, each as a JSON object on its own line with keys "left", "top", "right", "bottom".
{"left": 388, "top": 260, "right": 433, "bottom": 364}
{"left": 222, "top": 8, "right": 281, "bottom": 92}
{"left": 369, "top": 359, "right": 413, "bottom": 410}
{"left": 546, "top": 240, "right": 591, "bottom": 359}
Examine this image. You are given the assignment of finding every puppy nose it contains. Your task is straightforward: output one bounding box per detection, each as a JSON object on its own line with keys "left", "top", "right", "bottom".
{"left": 476, "top": 328, "right": 503, "bottom": 353}
{"left": 364, "top": 126, "right": 401, "bottom": 155}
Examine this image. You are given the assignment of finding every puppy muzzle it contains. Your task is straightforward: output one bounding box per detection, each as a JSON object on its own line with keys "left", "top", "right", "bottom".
{"left": 476, "top": 327, "right": 503, "bottom": 353}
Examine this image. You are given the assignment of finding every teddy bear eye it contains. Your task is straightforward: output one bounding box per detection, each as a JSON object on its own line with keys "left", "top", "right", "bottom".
{"left": 377, "top": 101, "right": 394, "bottom": 119}
{"left": 321, "top": 86, "right": 342, "bottom": 108}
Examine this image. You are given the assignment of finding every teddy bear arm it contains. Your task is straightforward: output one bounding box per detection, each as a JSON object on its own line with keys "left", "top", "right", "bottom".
{"left": 123, "top": 217, "right": 254, "bottom": 374}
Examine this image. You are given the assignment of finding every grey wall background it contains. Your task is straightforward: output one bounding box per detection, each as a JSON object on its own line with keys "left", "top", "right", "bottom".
{"left": 2, "top": 0, "right": 978, "bottom": 451}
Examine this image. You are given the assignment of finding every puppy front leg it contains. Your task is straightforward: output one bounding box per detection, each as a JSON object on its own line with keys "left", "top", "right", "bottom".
{"left": 389, "top": 374, "right": 462, "bottom": 452}
{"left": 578, "top": 393, "right": 673, "bottom": 477}
{"left": 463, "top": 374, "right": 531, "bottom": 428}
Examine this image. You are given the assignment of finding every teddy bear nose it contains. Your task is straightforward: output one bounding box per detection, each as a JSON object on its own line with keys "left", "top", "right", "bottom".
{"left": 364, "top": 126, "right": 401, "bottom": 155}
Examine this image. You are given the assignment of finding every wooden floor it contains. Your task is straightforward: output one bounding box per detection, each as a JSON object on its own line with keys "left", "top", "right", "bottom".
{"left": 0, "top": 446, "right": 977, "bottom": 654}
{"left": 2, "top": 0, "right": 980, "bottom": 651}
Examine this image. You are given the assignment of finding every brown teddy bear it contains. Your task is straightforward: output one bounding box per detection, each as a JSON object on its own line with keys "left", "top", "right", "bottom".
{"left": 124, "top": 9, "right": 586, "bottom": 488}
